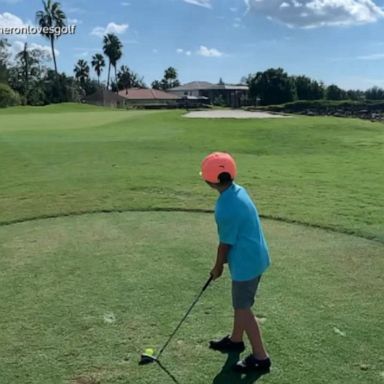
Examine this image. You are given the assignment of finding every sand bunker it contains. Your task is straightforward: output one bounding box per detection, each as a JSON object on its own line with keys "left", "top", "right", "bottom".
{"left": 184, "top": 110, "right": 290, "bottom": 119}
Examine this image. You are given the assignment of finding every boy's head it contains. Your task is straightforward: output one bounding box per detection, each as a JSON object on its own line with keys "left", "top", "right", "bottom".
{"left": 201, "top": 152, "right": 237, "bottom": 190}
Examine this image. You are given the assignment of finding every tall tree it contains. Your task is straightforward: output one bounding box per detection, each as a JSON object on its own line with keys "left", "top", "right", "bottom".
{"left": 103, "top": 33, "right": 123, "bottom": 90}
{"left": 163, "top": 66, "right": 180, "bottom": 89}
{"left": 248, "top": 68, "right": 295, "bottom": 105}
{"left": 151, "top": 67, "right": 180, "bottom": 90}
{"left": 365, "top": 86, "right": 384, "bottom": 100}
{"left": 36, "top": 0, "right": 67, "bottom": 73}
{"left": 16, "top": 43, "right": 32, "bottom": 93}
{"left": 0, "top": 39, "right": 10, "bottom": 84}
{"left": 117, "top": 65, "right": 131, "bottom": 94}
{"left": 74, "top": 59, "right": 90, "bottom": 85}
{"left": 91, "top": 53, "right": 105, "bottom": 85}
{"left": 117, "top": 65, "right": 146, "bottom": 93}
{"left": 346, "top": 89, "right": 364, "bottom": 101}
{"left": 326, "top": 84, "right": 347, "bottom": 100}
{"left": 294, "top": 75, "right": 324, "bottom": 100}
{"left": 151, "top": 80, "right": 161, "bottom": 90}
{"left": 10, "top": 44, "right": 47, "bottom": 101}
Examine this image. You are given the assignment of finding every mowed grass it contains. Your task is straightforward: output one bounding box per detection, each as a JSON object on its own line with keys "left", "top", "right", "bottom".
{"left": 0, "top": 104, "right": 383, "bottom": 383}
{"left": 0, "top": 103, "right": 383, "bottom": 240}
{"left": 0, "top": 212, "right": 383, "bottom": 384}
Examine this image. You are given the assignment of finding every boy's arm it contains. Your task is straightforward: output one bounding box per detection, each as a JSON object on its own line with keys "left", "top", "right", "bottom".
{"left": 211, "top": 243, "right": 231, "bottom": 280}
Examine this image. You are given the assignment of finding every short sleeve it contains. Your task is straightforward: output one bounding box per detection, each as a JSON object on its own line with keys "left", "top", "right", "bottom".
{"left": 216, "top": 212, "right": 240, "bottom": 245}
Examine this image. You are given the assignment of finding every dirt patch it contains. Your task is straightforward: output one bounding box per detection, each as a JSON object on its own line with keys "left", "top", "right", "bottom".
{"left": 184, "top": 110, "right": 291, "bottom": 119}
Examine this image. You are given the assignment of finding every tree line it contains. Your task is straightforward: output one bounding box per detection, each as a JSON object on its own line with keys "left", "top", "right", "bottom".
{"left": 245, "top": 68, "right": 384, "bottom": 106}
{"left": 0, "top": 0, "right": 180, "bottom": 107}
{"left": 1, "top": 0, "right": 383, "bottom": 108}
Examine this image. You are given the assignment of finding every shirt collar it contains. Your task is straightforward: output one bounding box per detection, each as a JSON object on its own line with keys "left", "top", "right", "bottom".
{"left": 220, "top": 182, "right": 236, "bottom": 196}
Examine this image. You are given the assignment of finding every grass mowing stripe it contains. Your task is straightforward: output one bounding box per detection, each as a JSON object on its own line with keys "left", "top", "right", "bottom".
{"left": 0, "top": 207, "right": 383, "bottom": 245}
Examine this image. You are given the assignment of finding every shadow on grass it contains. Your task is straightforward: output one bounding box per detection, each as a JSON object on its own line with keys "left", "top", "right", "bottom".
{"left": 156, "top": 360, "right": 181, "bottom": 384}
{"left": 212, "top": 352, "right": 267, "bottom": 384}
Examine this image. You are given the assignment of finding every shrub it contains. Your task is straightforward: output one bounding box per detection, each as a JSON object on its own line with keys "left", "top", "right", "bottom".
{"left": 0, "top": 83, "right": 21, "bottom": 108}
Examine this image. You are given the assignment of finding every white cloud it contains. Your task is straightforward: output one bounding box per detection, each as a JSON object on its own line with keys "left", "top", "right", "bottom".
{"left": 27, "top": 43, "right": 59, "bottom": 58}
{"left": 245, "top": 0, "right": 384, "bottom": 28}
{"left": 0, "top": 12, "right": 34, "bottom": 40}
{"left": 0, "top": 12, "right": 28, "bottom": 29}
{"left": 91, "top": 22, "right": 129, "bottom": 38}
{"left": 177, "top": 48, "right": 193, "bottom": 56}
{"left": 9, "top": 40, "right": 58, "bottom": 61}
{"left": 183, "top": 0, "right": 212, "bottom": 9}
{"left": 197, "top": 45, "right": 223, "bottom": 57}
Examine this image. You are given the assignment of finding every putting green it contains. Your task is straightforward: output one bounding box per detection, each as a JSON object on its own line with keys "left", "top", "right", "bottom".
{"left": 0, "top": 211, "right": 383, "bottom": 384}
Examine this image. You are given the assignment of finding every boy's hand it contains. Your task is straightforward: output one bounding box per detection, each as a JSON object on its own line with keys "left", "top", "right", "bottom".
{"left": 210, "top": 264, "right": 224, "bottom": 280}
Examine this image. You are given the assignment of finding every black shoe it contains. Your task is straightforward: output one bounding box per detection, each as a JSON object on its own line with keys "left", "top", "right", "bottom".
{"left": 209, "top": 336, "right": 245, "bottom": 352}
{"left": 233, "top": 354, "right": 271, "bottom": 373}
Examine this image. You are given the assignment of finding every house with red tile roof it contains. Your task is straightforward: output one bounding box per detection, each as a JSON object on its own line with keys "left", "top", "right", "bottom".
{"left": 85, "top": 88, "right": 180, "bottom": 108}
{"left": 117, "top": 88, "right": 180, "bottom": 107}
{"left": 85, "top": 87, "right": 209, "bottom": 109}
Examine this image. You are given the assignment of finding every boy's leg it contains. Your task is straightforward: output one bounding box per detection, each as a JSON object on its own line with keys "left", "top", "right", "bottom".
{"left": 236, "top": 308, "right": 268, "bottom": 359}
{"left": 230, "top": 310, "right": 245, "bottom": 342}
{"left": 232, "top": 276, "right": 268, "bottom": 359}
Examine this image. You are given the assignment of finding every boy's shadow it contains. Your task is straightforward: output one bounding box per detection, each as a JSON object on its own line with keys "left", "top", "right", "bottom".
{"left": 212, "top": 352, "right": 267, "bottom": 384}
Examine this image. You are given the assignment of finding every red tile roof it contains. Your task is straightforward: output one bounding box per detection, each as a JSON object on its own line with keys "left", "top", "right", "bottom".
{"left": 118, "top": 88, "right": 180, "bottom": 100}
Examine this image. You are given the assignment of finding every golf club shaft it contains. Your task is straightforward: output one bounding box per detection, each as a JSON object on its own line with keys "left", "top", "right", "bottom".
{"left": 157, "top": 275, "right": 213, "bottom": 358}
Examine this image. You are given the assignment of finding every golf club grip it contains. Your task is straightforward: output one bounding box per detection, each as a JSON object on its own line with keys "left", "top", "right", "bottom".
{"left": 202, "top": 275, "right": 213, "bottom": 292}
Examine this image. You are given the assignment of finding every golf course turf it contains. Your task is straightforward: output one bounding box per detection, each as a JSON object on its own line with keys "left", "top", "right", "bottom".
{"left": 0, "top": 104, "right": 383, "bottom": 383}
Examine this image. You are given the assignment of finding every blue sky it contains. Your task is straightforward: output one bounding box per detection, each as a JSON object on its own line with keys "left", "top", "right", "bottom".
{"left": 1, "top": 0, "right": 384, "bottom": 90}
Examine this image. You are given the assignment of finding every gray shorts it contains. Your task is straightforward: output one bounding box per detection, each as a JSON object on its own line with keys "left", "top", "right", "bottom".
{"left": 232, "top": 276, "right": 262, "bottom": 309}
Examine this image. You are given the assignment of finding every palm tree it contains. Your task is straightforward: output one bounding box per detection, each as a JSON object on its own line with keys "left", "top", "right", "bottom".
{"left": 17, "top": 43, "right": 30, "bottom": 92}
{"left": 91, "top": 53, "right": 105, "bottom": 85}
{"left": 117, "top": 65, "right": 131, "bottom": 94}
{"left": 112, "top": 48, "right": 122, "bottom": 91}
{"left": 15, "top": 43, "right": 40, "bottom": 96}
{"left": 74, "top": 59, "right": 90, "bottom": 85}
{"left": 36, "top": 0, "right": 66, "bottom": 74}
{"left": 103, "top": 33, "right": 123, "bottom": 90}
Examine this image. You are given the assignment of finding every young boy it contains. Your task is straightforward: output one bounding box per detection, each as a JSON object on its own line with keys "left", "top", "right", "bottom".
{"left": 201, "top": 152, "right": 271, "bottom": 373}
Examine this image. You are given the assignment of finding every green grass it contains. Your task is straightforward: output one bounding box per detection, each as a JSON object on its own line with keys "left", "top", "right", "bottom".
{"left": 0, "top": 104, "right": 383, "bottom": 383}
{"left": 1, "top": 212, "right": 383, "bottom": 384}
{"left": 0, "top": 104, "right": 383, "bottom": 240}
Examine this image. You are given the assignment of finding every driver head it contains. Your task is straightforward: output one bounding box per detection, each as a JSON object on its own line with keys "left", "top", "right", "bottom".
{"left": 139, "top": 353, "right": 157, "bottom": 365}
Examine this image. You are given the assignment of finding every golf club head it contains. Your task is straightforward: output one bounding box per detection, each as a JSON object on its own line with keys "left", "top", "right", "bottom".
{"left": 139, "top": 353, "right": 157, "bottom": 365}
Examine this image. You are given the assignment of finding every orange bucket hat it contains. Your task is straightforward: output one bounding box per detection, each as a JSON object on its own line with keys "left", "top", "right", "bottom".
{"left": 201, "top": 152, "right": 237, "bottom": 183}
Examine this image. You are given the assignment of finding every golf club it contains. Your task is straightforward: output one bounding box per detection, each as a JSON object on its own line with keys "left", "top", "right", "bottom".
{"left": 139, "top": 274, "right": 213, "bottom": 365}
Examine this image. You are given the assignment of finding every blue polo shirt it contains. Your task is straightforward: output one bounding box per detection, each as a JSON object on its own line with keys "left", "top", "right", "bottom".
{"left": 215, "top": 183, "right": 270, "bottom": 282}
